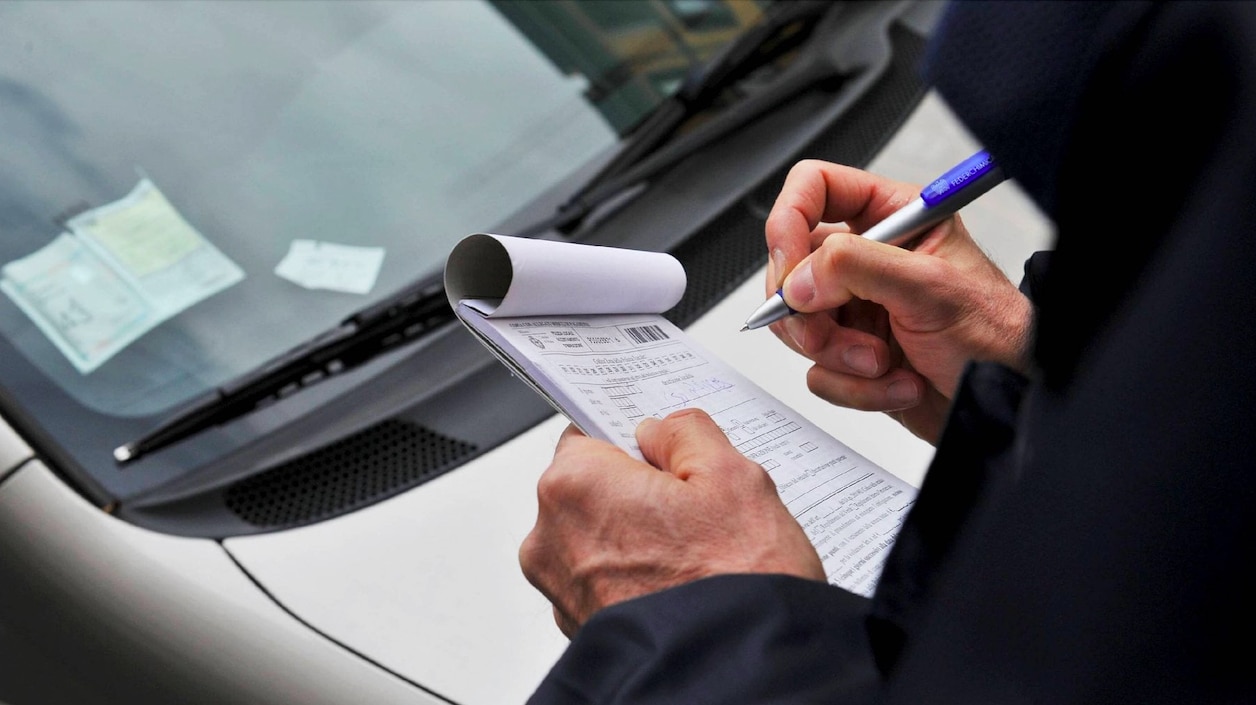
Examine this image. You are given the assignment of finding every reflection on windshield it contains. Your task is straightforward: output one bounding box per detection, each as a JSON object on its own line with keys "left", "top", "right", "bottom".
{"left": 0, "top": 0, "right": 765, "bottom": 416}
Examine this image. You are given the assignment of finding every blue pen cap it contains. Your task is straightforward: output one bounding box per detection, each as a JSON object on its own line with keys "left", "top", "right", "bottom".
{"left": 920, "top": 150, "right": 997, "bottom": 207}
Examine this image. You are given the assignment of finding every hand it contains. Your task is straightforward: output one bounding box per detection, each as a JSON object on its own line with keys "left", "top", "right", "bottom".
{"left": 764, "top": 159, "right": 1033, "bottom": 443}
{"left": 518, "top": 411, "right": 824, "bottom": 638}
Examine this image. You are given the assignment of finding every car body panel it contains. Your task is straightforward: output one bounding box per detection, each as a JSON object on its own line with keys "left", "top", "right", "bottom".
{"left": 0, "top": 461, "right": 445, "bottom": 704}
{"left": 0, "top": 2, "right": 1056, "bottom": 701}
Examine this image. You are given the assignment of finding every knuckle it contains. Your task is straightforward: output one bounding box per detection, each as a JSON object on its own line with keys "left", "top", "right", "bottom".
{"left": 665, "top": 407, "right": 711, "bottom": 425}
{"left": 817, "top": 230, "right": 859, "bottom": 264}
{"left": 648, "top": 407, "right": 707, "bottom": 441}
{"left": 752, "top": 465, "right": 779, "bottom": 495}
{"left": 808, "top": 235, "right": 860, "bottom": 291}
{"left": 517, "top": 532, "right": 539, "bottom": 570}
{"left": 518, "top": 533, "right": 555, "bottom": 590}
{"left": 535, "top": 464, "right": 578, "bottom": 506}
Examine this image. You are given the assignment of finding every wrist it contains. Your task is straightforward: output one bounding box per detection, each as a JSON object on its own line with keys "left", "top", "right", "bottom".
{"left": 986, "top": 289, "right": 1035, "bottom": 375}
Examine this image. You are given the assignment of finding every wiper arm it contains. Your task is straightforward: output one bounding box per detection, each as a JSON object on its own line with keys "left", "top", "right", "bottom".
{"left": 113, "top": 279, "right": 454, "bottom": 465}
{"left": 518, "top": 0, "right": 833, "bottom": 238}
{"left": 114, "top": 2, "right": 855, "bottom": 465}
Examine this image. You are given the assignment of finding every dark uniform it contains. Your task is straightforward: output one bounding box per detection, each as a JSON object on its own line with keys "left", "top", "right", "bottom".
{"left": 529, "top": 2, "right": 1256, "bottom": 702}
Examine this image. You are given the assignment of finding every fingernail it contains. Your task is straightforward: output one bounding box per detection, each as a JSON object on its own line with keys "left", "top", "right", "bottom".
{"left": 783, "top": 260, "right": 815, "bottom": 307}
{"left": 771, "top": 248, "right": 787, "bottom": 286}
{"left": 886, "top": 379, "right": 919, "bottom": 408}
{"left": 842, "top": 345, "right": 878, "bottom": 376}
{"left": 784, "top": 315, "right": 806, "bottom": 350}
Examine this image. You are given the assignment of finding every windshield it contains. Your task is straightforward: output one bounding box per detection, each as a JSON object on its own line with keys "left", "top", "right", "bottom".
{"left": 0, "top": 0, "right": 769, "bottom": 417}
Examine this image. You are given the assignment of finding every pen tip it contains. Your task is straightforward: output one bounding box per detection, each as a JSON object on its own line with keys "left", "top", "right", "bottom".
{"left": 113, "top": 445, "right": 135, "bottom": 464}
{"left": 739, "top": 325, "right": 749, "bottom": 332}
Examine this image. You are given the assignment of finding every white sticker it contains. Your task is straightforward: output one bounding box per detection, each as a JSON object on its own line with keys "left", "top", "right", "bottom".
{"left": 274, "top": 239, "right": 385, "bottom": 295}
{"left": 1, "top": 178, "right": 245, "bottom": 374}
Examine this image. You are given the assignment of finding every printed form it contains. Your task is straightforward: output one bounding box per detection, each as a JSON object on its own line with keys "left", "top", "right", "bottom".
{"left": 447, "top": 233, "right": 917, "bottom": 595}
{"left": 457, "top": 307, "right": 917, "bottom": 595}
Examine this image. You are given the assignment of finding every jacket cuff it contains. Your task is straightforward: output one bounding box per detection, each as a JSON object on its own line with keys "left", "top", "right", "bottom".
{"left": 529, "top": 573, "right": 880, "bottom": 704}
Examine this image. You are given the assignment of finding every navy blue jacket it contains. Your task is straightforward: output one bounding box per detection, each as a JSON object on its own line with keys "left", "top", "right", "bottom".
{"left": 528, "top": 2, "right": 1256, "bottom": 702}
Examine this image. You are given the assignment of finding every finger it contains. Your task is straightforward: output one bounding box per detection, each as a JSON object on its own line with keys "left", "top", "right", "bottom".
{"left": 805, "top": 365, "right": 924, "bottom": 413}
{"left": 834, "top": 296, "right": 892, "bottom": 342}
{"left": 765, "top": 160, "right": 919, "bottom": 287}
{"left": 812, "top": 221, "right": 853, "bottom": 241}
{"left": 541, "top": 431, "right": 643, "bottom": 514}
{"left": 635, "top": 409, "right": 740, "bottom": 481}
{"left": 778, "top": 312, "right": 895, "bottom": 378}
{"left": 551, "top": 423, "right": 639, "bottom": 473}
{"left": 886, "top": 388, "right": 954, "bottom": 445}
{"left": 765, "top": 222, "right": 852, "bottom": 289}
{"left": 767, "top": 306, "right": 831, "bottom": 359}
{"left": 781, "top": 228, "right": 956, "bottom": 322}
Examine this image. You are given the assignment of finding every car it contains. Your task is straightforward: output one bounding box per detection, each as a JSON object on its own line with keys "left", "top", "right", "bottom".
{"left": 0, "top": 1, "right": 1050, "bottom": 703}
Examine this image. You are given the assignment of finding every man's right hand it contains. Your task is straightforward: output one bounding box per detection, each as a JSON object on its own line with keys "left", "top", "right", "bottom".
{"left": 764, "top": 159, "right": 1034, "bottom": 443}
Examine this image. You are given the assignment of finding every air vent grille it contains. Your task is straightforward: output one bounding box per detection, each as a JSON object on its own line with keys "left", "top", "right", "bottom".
{"left": 224, "top": 420, "right": 476, "bottom": 529}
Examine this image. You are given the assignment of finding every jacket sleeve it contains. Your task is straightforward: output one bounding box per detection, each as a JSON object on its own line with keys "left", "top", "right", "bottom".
{"left": 526, "top": 253, "right": 1050, "bottom": 703}
{"left": 527, "top": 573, "right": 881, "bottom": 705}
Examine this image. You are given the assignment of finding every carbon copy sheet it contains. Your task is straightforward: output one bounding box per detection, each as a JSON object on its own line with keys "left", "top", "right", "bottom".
{"left": 447, "top": 232, "right": 918, "bottom": 595}
{"left": 458, "top": 303, "right": 917, "bottom": 596}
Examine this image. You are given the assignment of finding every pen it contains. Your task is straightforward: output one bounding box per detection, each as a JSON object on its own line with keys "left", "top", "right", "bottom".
{"left": 741, "top": 150, "right": 1006, "bottom": 331}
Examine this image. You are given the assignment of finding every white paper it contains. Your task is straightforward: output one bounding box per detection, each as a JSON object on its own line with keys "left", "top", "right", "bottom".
{"left": 1, "top": 179, "right": 244, "bottom": 373}
{"left": 445, "top": 234, "right": 917, "bottom": 596}
{"left": 444, "top": 232, "right": 685, "bottom": 317}
{"left": 458, "top": 303, "right": 916, "bottom": 596}
{"left": 274, "top": 239, "right": 385, "bottom": 295}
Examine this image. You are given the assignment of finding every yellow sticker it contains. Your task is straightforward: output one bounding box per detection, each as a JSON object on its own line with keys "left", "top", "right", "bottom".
{"left": 68, "top": 179, "right": 201, "bottom": 278}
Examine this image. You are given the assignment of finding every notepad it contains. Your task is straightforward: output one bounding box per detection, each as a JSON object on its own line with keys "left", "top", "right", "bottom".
{"left": 444, "top": 233, "right": 917, "bottom": 596}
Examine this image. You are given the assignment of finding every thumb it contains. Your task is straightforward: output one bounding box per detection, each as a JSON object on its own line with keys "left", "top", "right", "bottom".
{"left": 635, "top": 409, "right": 740, "bottom": 481}
{"left": 781, "top": 227, "right": 955, "bottom": 320}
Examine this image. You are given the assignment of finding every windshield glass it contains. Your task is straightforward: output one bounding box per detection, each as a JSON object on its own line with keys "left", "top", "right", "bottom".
{"left": 0, "top": 0, "right": 768, "bottom": 417}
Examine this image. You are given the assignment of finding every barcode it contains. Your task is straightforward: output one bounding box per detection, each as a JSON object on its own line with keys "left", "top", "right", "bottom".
{"left": 624, "top": 324, "right": 669, "bottom": 344}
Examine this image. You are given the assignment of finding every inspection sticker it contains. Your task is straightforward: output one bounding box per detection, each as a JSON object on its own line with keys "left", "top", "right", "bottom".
{"left": 0, "top": 178, "right": 245, "bottom": 374}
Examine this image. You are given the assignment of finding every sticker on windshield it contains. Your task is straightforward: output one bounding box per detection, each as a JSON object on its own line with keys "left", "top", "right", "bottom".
{"left": 273, "top": 239, "right": 385, "bottom": 295}
{"left": 0, "top": 178, "right": 245, "bottom": 374}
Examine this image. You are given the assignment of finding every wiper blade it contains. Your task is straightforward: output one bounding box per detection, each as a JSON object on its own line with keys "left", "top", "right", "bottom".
{"left": 517, "top": 0, "right": 833, "bottom": 238}
{"left": 113, "top": 280, "right": 454, "bottom": 465}
{"left": 112, "top": 2, "right": 842, "bottom": 465}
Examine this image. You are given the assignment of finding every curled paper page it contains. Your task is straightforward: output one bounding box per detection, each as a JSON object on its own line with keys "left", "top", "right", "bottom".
{"left": 444, "top": 233, "right": 686, "bottom": 317}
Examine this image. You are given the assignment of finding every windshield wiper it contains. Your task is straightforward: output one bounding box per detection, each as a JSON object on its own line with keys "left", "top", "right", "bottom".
{"left": 517, "top": 0, "right": 834, "bottom": 238}
{"left": 113, "top": 279, "right": 453, "bottom": 465}
{"left": 112, "top": 1, "right": 844, "bottom": 466}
